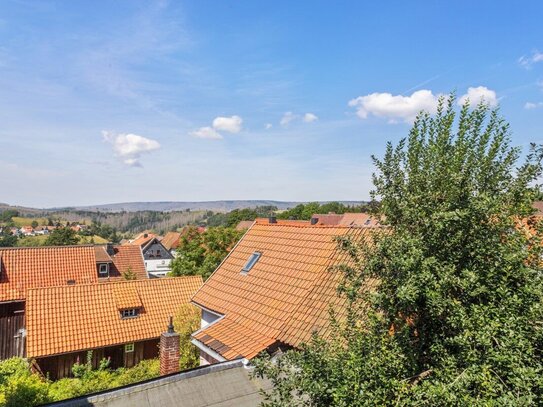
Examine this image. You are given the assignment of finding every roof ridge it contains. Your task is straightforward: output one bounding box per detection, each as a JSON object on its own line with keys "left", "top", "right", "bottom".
{"left": 26, "top": 275, "right": 203, "bottom": 292}
{"left": 0, "top": 244, "right": 95, "bottom": 251}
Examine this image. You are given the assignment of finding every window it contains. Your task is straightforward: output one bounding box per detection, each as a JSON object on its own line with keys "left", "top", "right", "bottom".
{"left": 121, "top": 308, "right": 138, "bottom": 319}
{"left": 125, "top": 343, "right": 134, "bottom": 353}
{"left": 241, "top": 251, "right": 262, "bottom": 274}
{"left": 98, "top": 263, "right": 109, "bottom": 276}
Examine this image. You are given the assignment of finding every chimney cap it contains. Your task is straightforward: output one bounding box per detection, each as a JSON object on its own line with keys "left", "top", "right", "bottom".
{"left": 167, "top": 316, "right": 175, "bottom": 333}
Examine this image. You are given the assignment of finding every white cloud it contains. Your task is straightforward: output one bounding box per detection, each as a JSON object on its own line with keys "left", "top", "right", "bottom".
{"left": 348, "top": 90, "right": 439, "bottom": 123}
{"left": 265, "top": 123, "right": 273, "bottom": 129}
{"left": 519, "top": 50, "right": 543, "bottom": 69}
{"left": 458, "top": 86, "right": 498, "bottom": 107}
{"left": 212, "top": 115, "right": 243, "bottom": 133}
{"left": 303, "top": 113, "right": 318, "bottom": 123}
{"left": 102, "top": 131, "right": 160, "bottom": 167}
{"left": 525, "top": 101, "right": 543, "bottom": 109}
{"left": 190, "top": 126, "right": 222, "bottom": 140}
{"left": 280, "top": 111, "right": 297, "bottom": 126}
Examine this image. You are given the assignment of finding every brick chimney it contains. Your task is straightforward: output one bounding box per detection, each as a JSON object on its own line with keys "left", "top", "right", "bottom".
{"left": 160, "top": 316, "right": 180, "bottom": 376}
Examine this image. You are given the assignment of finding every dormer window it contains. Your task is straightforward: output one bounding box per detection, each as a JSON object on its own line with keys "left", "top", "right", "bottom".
{"left": 98, "top": 263, "right": 109, "bottom": 277}
{"left": 120, "top": 308, "right": 138, "bottom": 319}
{"left": 241, "top": 251, "right": 262, "bottom": 274}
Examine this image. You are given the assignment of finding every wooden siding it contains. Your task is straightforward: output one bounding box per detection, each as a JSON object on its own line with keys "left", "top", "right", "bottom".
{"left": 0, "top": 301, "right": 25, "bottom": 360}
{"left": 36, "top": 339, "right": 159, "bottom": 380}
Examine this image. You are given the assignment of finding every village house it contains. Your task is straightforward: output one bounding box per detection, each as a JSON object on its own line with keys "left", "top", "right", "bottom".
{"left": 190, "top": 217, "right": 376, "bottom": 365}
{"left": 26, "top": 276, "right": 203, "bottom": 379}
{"left": 0, "top": 244, "right": 147, "bottom": 360}
{"left": 19, "top": 225, "right": 35, "bottom": 236}
{"left": 127, "top": 234, "right": 174, "bottom": 277}
{"left": 160, "top": 231, "right": 182, "bottom": 257}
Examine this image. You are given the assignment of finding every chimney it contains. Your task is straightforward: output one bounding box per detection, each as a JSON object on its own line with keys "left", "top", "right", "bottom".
{"left": 310, "top": 217, "right": 319, "bottom": 225}
{"left": 106, "top": 242, "right": 115, "bottom": 256}
{"left": 268, "top": 215, "right": 277, "bottom": 224}
{"left": 160, "top": 316, "right": 180, "bottom": 376}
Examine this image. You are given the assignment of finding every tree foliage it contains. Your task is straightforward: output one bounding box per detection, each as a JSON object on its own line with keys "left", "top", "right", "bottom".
{"left": 174, "top": 304, "right": 202, "bottom": 369}
{"left": 205, "top": 206, "right": 278, "bottom": 227}
{"left": 45, "top": 227, "right": 79, "bottom": 246}
{"left": 254, "top": 96, "right": 543, "bottom": 405}
{"left": 0, "top": 357, "right": 160, "bottom": 406}
{"left": 169, "top": 226, "right": 243, "bottom": 280}
{"left": 277, "top": 201, "right": 373, "bottom": 220}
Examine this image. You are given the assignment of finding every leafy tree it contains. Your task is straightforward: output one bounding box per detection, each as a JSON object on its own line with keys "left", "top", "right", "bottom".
{"left": 254, "top": 96, "right": 543, "bottom": 405}
{"left": 30, "top": 220, "right": 38, "bottom": 229}
{"left": 122, "top": 266, "right": 137, "bottom": 280}
{"left": 0, "top": 210, "right": 18, "bottom": 223}
{"left": 0, "top": 229, "right": 17, "bottom": 247}
{"left": 277, "top": 201, "right": 372, "bottom": 220}
{"left": 174, "top": 304, "right": 201, "bottom": 369}
{"left": 45, "top": 227, "right": 79, "bottom": 246}
{"left": 169, "top": 226, "right": 243, "bottom": 280}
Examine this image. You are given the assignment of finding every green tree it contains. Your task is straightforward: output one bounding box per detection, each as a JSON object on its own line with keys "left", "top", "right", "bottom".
{"left": 45, "top": 227, "right": 79, "bottom": 246}
{"left": 174, "top": 304, "right": 201, "bottom": 369}
{"left": 0, "top": 229, "right": 17, "bottom": 247}
{"left": 30, "top": 220, "right": 38, "bottom": 229}
{"left": 169, "top": 226, "right": 243, "bottom": 280}
{"left": 254, "top": 96, "right": 543, "bottom": 406}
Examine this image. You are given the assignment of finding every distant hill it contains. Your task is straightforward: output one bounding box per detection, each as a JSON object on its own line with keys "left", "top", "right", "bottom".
{"left": 53, "top": 200, "right": 367, "bottom": 213}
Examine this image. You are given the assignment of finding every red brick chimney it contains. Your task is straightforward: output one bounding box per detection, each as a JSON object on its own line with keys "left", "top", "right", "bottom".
{"left": 160, "top": 316, "right": 180, "bottom": 376}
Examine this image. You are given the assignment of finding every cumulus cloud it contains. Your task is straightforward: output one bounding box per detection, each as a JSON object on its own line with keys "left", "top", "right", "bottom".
{"left": 280, "top": 111, "right": 298, "bottom": 126}
{"left": 190, "top": 126, "right": 223, "bottom": 140}
{"left": 519, "top": 50, "right": 543, "bottom": 69}
{"left": 525, "top": 102, "right": 543, "bottom": 109}
{"left": 348, "top": 90, "right": 439, "bottom": 123}
{"left": 102, "top": 131, "right": 161, "bottom": 167}
{"left": 458, "top": 86, "right": 498, "bottom": 107}
{"left": 212, "top": 115, "right": 243, "bottom": 133}
{"left": 303, "top": 113, "right": 318, "bottom": 123}
{"left": 265, "top": 123, "right": 273, "bottom": 129}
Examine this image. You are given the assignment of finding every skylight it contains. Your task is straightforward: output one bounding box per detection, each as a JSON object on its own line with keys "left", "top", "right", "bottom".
{"left": 241, "top": 251, "right": 261, "bottom": 274}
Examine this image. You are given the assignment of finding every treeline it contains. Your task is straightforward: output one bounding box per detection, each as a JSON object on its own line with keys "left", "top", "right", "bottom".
{"left": 55, "top": 210, "right": 205, "bottom": 234}
{"left": 204, "top": 206, "right": 277, "bottom": 227}
{"left": 277, "top": 201, "right": 374, "bottom": 220}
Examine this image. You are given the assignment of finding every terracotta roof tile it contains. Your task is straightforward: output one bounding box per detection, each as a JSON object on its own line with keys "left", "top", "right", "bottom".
{"left": 0, "top": 246, "right": 98, "bottom": 302}
{"left": 191, "top": 222, "right": 377, "bottom": 360}
{"left": 26, "top": 276, "right": 203, "bottom": 358}
{"left": 161, "top": 232, "right": 182, "bottom": 251}
{"left": 105, "top": 245, "right": 147, "bottom": 280}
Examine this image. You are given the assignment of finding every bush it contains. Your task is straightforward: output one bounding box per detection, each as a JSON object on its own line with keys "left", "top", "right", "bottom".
{"left": 0, "top": 358, "right": 51, "bottom": 407}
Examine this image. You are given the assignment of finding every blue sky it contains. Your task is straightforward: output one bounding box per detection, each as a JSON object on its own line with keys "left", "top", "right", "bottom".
{"left": 1, "top": 0, "right": 543, "bottom": 207}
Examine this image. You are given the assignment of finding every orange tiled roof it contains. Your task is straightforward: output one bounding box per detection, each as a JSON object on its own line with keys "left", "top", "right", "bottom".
{"left": 26, "top": 276, "right": 203, "bottom": 358}
{"left": 127, "top": 232, "right": 157, "bottom": 248}
{"left": 105, "top": 245, "right": 147, "bottom": 280}
{"left": 0, "top": 246, "right": 98, "bottom": 302}
{"left": 161, "top": 232, "right": 182, "bottom": 251}
{"left": 312, "top": 212, "right": 380, "bottom": 227}
{"left": 191, "top": 220, "right": 376, "bottom": 360}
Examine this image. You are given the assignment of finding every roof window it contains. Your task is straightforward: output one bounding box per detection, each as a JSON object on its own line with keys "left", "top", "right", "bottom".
{"left": 120, "top": 308, "right": 138, "bottom": 319}
{"left": 241, "top": 251, "right": 261, "bottom": 274}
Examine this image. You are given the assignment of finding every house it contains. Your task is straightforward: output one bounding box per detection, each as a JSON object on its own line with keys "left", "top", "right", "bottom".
{"left": 310, "top": 212, "right": 380, "bottom": 227}
{"left": 20, "top": 225, "right": 35, "bottom": 236}
{"left": 190, "top": 218, "right": 376, "bottom": 365}
{"left": 161, "top": 231, "right": 182, "bottom": 256}
{"left": 0, "top": 244, "right": 147, "bottom": 360}
{"left": 127, "top": 234, "right": 174, "bottom": 277}
{"left": 33, "top": 226, "right": 50, "bottom": 235}
{"left": 26, "top": 276, "right": 203, "bottom": 379}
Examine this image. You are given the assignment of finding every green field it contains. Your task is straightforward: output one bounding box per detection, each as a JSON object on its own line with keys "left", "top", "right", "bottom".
{"left": 16, "top": 234, "right": 108, "bottom": 247}
{"left": 10, "top": 217, "right": 50, "bottom": 227}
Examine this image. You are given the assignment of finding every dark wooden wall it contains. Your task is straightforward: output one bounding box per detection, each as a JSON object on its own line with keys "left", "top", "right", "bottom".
{"left": 0, "top": 301, "right": 25, "bottom": 360}
{"left": 37, "top": 338, "right": 159, "bottom": 380}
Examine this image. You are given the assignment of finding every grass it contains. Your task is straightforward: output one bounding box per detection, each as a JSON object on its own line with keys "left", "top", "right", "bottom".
{"left": 10, "top": 216, "right": 50, "bottom": 227}
{"left": 16, "top": 235, "right": 108, "bottom": 247}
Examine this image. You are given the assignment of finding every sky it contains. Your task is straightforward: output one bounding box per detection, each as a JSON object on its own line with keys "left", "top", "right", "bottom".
{"left": 1, "top": 1, "right": 543, "bottom": 208}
